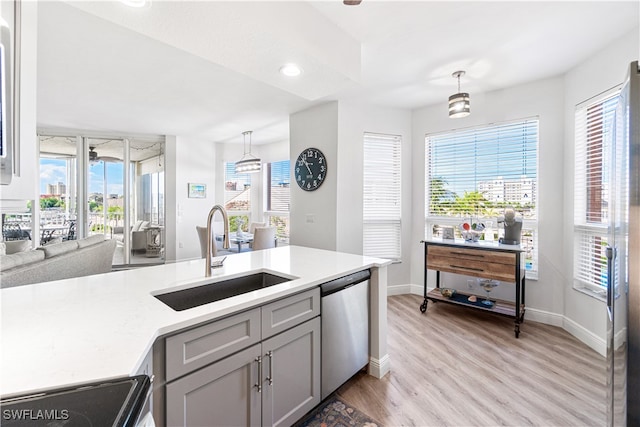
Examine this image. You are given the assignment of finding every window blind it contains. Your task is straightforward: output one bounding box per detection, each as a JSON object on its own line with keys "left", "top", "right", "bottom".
{"left": 573, "top": 90, "right": 619, "bottom": 291}
{"left": 363, "top": 133, "right": 401, "bottom": 261}
{"left": 425, "top": 119, "right": 538, "bottom": 218}
{"left": 224, "top": 162, "right": 251, "bottom": 212}
{"left": 267, "top": 160, "right": 290, "bottom": 212}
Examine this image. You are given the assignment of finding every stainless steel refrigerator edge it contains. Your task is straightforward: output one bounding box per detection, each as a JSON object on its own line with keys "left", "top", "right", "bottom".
{"left": 608, "top": 60, "right": 640, "bottom": 426}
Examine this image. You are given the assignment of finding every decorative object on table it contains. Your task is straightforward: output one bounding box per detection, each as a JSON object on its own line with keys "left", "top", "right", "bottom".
{"left": 294, "top": 395, "right": 380, "bottom": 427}
{"left": 459, "top": 221, "right": 484, "bottom": 242}
{"left": 235, "top": 130, "right": 261, "bottom": 173}
{"left": 442, "top": 226, "right": 455, "bottom": 240}
{"left": 295, "top": 147, "right": 327, "bottom": 191}
{"left": 187, "top": 183, "right": 206, "bottom": 198}
{"left": 468, "top": 295, "right": 477, "bottom": 302}
{"left": 440, "top": 287, "right": 456, "bottom": 298}
{"left": 479, "top": 278, "right": 499, "bottom": 307}
{"left": 498, "top": 208, "right": 522, "bottom": 245}
{"left": 483, "top": 220, "right": 494, "bottom": 242}
{"left": 236, "top": 217, "right": 245, "bottom": 238}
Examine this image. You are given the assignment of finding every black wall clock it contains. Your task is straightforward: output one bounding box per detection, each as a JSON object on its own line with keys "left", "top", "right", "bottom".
{"left": 295, "top": 147, "right": 327, "bottom": 191}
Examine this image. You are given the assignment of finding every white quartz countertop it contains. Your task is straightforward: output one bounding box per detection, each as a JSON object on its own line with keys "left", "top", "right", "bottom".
{"left": 0, "top": 245, "right": 390, "bottom": 397}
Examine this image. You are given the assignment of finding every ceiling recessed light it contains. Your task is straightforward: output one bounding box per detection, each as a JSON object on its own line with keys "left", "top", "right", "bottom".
{"left": 121, "top": 0, "right": 149, "bottom": 8}
{"left": 279, "top": 64, "right": 303, "bottom": 77}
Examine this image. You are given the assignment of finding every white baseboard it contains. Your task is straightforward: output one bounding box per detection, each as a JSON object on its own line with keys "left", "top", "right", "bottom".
{"left": 524, "top": 307, "right": 563, "bottom": 327}
{"left": 614, "top": 327, "right": 627, "bottom": 352}
{"left": 368, "top": 353, "right": 391, "bottom": 379}
{"left": 563, "top": 316, "right": 606, "bottom": 357}
{"left": 387, "top": 283, "right": 423, "bottom": 296}
{"left": 388, "top": 284, "right": 607, "bottom": 356}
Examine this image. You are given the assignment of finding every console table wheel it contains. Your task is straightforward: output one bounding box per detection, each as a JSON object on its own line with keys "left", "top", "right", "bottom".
{"left": 420, "top": 299, "right": 428, "bottom": 313}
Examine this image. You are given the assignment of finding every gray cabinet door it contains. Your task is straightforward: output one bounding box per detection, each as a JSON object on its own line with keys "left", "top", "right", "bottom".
{"left": 166, "top": 344, "right": 262, "bottom": 427}
{"left": 261, "top": 317, "right": 321, "bottom": 427}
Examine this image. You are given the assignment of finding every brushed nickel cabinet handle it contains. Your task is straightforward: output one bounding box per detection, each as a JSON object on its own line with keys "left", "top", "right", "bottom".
{"left": 254, "top": 356, "right": 262, "bottom": 393}
{"left": 266, "top": 351, "right": 273, "bottom": 386}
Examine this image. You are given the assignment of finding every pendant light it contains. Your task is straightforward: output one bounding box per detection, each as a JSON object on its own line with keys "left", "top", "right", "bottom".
{"left": 235, "top": 131, "right": 261, "bottom": 173}
{"left": 448, "top": 70, "right": 470, "bottom": 118}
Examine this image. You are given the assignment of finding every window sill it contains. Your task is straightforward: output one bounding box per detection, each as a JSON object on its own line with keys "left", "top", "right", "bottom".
{"left": 573, "top": 285, "right": 606, "bottom": 302}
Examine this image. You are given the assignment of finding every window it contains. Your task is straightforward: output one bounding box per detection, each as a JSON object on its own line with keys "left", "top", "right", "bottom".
{"left": 425, "top": 118, "right": 539, "bottom": 276}
{"left": 266, "top": 160, "right": 290, "bottom": 243}
{"left": 363, "top": 133, "right": 401, "bottom": 261}
{"left": 224, "top": 162, "right": 251, "bottom": 232}
{"left": 573, "top": 89, "right": 620, "bottom": 294}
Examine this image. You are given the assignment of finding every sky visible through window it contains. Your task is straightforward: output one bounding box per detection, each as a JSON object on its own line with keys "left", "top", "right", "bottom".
{"left": 40, "top": 158, "right": 124, "bottom": 195}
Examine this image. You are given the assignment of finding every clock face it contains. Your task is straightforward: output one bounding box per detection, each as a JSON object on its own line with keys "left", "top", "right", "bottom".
{"left": 295, "top": 148, "right": 327, "bottom": 191}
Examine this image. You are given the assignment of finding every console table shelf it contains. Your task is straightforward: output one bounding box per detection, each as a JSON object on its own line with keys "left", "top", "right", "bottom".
{"left": 420, "top": 240, "right": 526, "bottom": 337}
{"left": 425, "top": 288, "right": 518, "bottom": 318}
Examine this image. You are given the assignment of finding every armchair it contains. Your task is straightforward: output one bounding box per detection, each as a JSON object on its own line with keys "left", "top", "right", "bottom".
{"left": 111, "top": 220, "right": 150, "bottom": 253}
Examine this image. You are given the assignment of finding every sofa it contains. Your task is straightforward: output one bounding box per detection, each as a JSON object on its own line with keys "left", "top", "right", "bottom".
{"left": 0, "top": 235, "right": 117, "bottom": 289}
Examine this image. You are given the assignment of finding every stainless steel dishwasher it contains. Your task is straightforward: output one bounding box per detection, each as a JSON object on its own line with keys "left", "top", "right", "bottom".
{"left": 321, "top": 269, "right": 370, "bottom": 400}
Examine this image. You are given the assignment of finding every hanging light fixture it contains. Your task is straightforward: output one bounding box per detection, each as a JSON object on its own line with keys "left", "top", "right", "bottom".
{"left": 448, "top": 70, "right": 470, "bottom": 118}
{"left": 235, "top": 131, "right": 261, "bottom": 173}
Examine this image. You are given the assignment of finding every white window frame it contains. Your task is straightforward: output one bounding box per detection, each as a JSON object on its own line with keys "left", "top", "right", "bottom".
{"left": 424, "top": 118, "right": 539, "bottom": 279}
{"left": 363, "top": 132, "right": 402, "bottom": 261}
{"left": 573, "top": 87, "right": 621, "bottom": 298}
{"left": 264, "top": 159, "right": 290, "bottom": 244}
{"left": 224, "top": 162, "right": 252, "bottom": 231}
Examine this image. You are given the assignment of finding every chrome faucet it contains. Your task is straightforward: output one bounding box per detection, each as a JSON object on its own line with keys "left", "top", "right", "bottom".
{"left": 205, "top": 204, "right": 230, "bottom": 277}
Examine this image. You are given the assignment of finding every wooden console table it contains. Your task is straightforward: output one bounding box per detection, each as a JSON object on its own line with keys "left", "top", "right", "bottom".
{"left": 420, "top": 240, "right": 526, "bottom": 337}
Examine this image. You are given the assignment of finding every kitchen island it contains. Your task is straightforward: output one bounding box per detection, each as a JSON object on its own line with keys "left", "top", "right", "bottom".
{"left": 0, "top": 245, "right": 391, "bottom": 402}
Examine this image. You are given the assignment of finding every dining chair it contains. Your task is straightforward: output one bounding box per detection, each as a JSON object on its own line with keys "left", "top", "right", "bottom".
{"left": 2, "top": 223, "right": 30, "bottom": 241}
{"left": 40, "top": 228, "right": 57, "bottom": 245}
{"left": 251, "top": 226, "right": 277, "bottom": 251}
{"left": 249, "top": 222, "right": 266, "bottom": 234}
{"left": 196, "top": 226, "right": 218, "bottom": 258}
{"left": 248, "top": 222, "right": 266, "bottom": 248}
{"left": 196, "top": 226, "right": 234, "bottom": 258}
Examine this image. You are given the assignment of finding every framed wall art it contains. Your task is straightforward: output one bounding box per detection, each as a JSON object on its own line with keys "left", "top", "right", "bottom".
{"left": 188, "top": 183, "right": 206, "bottom": 199}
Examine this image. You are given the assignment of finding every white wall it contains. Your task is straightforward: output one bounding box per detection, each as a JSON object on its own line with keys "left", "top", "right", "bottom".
{"left": 411, "top": 76, "right": 566, "bottom": 320}
{"left": 336, "top": 101, "right": 413, "bottom": 285}
{"left": 165, "top": 135, "right": 217, "bottom": 262}
{"left": 0, "top": 2, "right": 38, "bottom": 211}
{"left": 562, "top": 28, "right": 639, "bottom": 350}
{"left": 289, "top": 102, "right": 339, "bottom": 251}
{"left": 289, "top": 99, "right": 413, "bottom": 287}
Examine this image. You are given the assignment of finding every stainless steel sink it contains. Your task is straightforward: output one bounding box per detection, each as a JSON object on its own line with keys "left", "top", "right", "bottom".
{"left": 154, "top": 272, "right": 292, "bottom": 311}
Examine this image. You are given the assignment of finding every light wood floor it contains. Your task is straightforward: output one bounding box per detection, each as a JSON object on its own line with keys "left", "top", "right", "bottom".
{"left": 336, "top": 294, "right": 606, "bottom": 427}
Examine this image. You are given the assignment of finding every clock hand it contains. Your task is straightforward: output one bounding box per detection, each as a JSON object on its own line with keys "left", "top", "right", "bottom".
{"left": 303, "top": 160, "right": 312, "bottom": 174}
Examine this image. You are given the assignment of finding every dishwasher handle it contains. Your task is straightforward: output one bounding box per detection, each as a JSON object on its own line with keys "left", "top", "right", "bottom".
{"left": 320, "top": 269, "right": 370, "bottom": 297}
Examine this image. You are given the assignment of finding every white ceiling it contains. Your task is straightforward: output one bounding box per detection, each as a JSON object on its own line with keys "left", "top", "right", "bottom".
{"left": 37, "top": 1, "right": 639, "bottom": 146}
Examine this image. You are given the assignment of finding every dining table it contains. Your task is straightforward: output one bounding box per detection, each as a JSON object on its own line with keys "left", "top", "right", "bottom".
{"left": 229, "top": 232, "right": 253, "bottom": 253}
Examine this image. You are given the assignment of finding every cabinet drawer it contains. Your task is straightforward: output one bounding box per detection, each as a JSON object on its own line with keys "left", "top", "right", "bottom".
{"left": 428, "top": 245, "right": 516, "bottom": 266}
{"left": 427, "top": 245, "right": 517, "bottom": 282}
{"left": 166, "top": 308, "right": 261, "bottom": 381}
{"left": 262, "top": 288, "right": 320, "bottom": 339}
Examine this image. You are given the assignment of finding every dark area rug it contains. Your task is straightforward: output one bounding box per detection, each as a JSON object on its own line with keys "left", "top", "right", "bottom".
{"left": 294, "top": 395, "right": 382, "bottom": 427}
